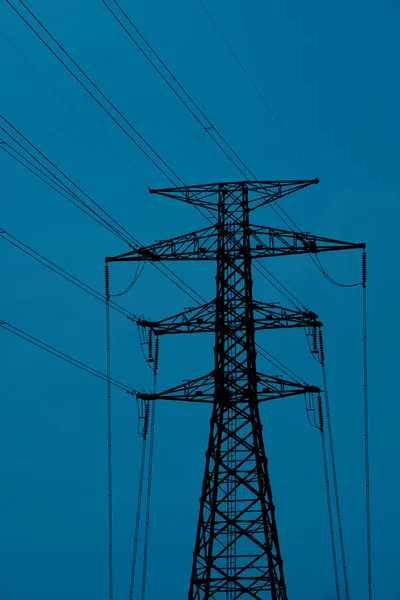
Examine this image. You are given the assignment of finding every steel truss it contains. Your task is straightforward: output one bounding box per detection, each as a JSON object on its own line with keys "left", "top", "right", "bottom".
{"left": 106, "top": 180, "right": 364, "bottom": 599}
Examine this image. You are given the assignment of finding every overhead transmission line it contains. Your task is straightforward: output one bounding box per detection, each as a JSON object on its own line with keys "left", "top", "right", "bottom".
{"left": 6, "top": 0, "right": 183, "bottom": 187}
{"left": 98, "top": 0, "right": 357, "bottom": 293}
{"left": 198, "top": 0, "right": 316, "bottom": 178}
{"left": 98, "top": 1, "right": 318, "bottom": 309}
{"left": 9, "top": 0, "right": 310, "bottom": 227}
{"left": 0, "top": 113, "right": 136, "bottom": 245}
{"left": 103, "top": 0, "right": 367, "bottom": 304}
{"left": 6, "top": 0, "right": 363, "bottom": 419}
{"left": 1, "top": 110, "right": 296, "bottom": 315}
{"left": 98, "top": 2, "right": 306, "bottom": 195}
{"left": 255, "top": 342, "right": 307, "bottom": 385}
{"left": 0, "top": 227, "right": 140, "bottom": 322}
{"left": 0, "top": 225, "right": 296, "bottom": 404}
{"left": 319, "top": 332, "right": 351, "bottom": 600}
{"left": 0, "top": 115, "right": 206, "bottom": 305}
{"left": 319, "top": 402, "right": 341, "bottom": 600}
{"left": 5, "top": 0, "right": 318, "bottom": 308}
{"left": 0, "top": 319, "right": 136, "bottom": 395}
{"left": 4, "top": 5, "right": 368, "bottom": 598}
{"left": 0, "top": 29, "right": 147, "bottom": 187}
{"left": 140, "top": 341, "right": 158, "bottom": 600}
{"left": 105, "top": 268, "right": 114, "bottom": 600}
{"left": 8, "top": 0, "right": 356, "bottom": 297}
{"left": 101, "top": 0, "right": 253, "bottom": 179}
{"left": 362, "top": 255, "right": 372, "bottom": 599}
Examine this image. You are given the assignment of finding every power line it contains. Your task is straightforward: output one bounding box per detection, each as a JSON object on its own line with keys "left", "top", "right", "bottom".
{"left": 101, "top": 1, "right": 359, "bottom": 297}
{"left": 105, "top": 272, "right": 114, "bottom": 600}
{"left": 319, "top": 331, "right": 351, "bottom": 600}
{"left": 96, "top": 3, "right": 324, "bottom": 314}
{"left": 253, "top": 260, "right": 307, "bottom": 310}
{"left": 0, "top": 117, "right": 206, "bottom": 304}
{"left": 7, "top": 0, "right": 183, "bottom": 187}
{"left": 100, "top": 1, "right": 317, "bottom": 210}
{"left": 1, "top": 0, "right": 366, "bottom": 598}
{"left": 8, "top": 0, "right": 343, "bottom": 299}
{"left": 140, "top": 341, "right": 158, "bottom": 600}
{"left": 255, "top": 342, "right": 307, "bottom": 385}
{"left": 1, "top": 114, "right": 136, "bottom": 245}
{"left": 1, "top": 15, "right": 214, "bottom": 227}
{"left": 98, "top": 0, "right": 329, "bottom": 282}
{"left": 1, "top": 143, "right": 130, "bottom": 242}
{"left": 129, "top": 430, "right": 148, "bottom": 599}
{"left": 314, "top": 254, "right": 363, "bottom": 288}
{"left": 0, "top": 29, "right": 147, "bottom": 187}
{"left": 199, "top": 0, "right": 316, "bottom": 178}
{"left": 0, "top": 319, "right": 136, "bottom": 395}
{"left": 0, "top": 227, "right": 204, "bottom": 344}
{"left": 0, "top": 227, "right": 140, "bottom": 321}
{"left": 320, "top": 425, "right": 341, "bottom": 600}
{"left": 6, "top": 0, "right": 318, "bottom": 309}
{"left": 362, "top": 253, "right": 372, "bottom": 600}
{"left": 101, "top": 0, "right": 253, "bottom": 181}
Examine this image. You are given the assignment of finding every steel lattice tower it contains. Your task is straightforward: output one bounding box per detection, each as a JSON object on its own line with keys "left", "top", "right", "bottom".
{"left": 107, "top": 180, "right": 363, "bottom": 599}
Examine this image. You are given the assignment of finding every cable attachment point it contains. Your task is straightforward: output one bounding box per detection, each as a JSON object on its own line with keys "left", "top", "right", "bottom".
{"left": 143, "top": 402, "right": 150, "bottom": 439}
{"left": 105, "top": 264, "right": 110, "bottom": 299}
{"left": 319, "top": 328, "right": 325, "bottom": 366}
{"left": 362, "top": 250, "right": 367, "bottom": 288}
{"left": 317, "top": 395, "right": 324, "bottom": 432}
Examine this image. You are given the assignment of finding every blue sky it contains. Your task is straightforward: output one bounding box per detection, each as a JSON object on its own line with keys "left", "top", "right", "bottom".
{"left": 0, "top": 0, "right": 399, "bottom": 598}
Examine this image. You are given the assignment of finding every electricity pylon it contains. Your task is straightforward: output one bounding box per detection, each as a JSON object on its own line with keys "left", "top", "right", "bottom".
{"left": 106, "top": 180, "right": 363, "bottom": 599}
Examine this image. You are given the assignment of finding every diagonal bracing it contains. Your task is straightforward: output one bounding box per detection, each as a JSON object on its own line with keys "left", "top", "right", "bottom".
{"left": 106, "top": 180, "right": 363, "bottom": 599}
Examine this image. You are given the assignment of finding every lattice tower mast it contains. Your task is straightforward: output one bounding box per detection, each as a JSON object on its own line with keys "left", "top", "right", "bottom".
{"left": 106, "top": 180, "right": 363, "bottom": 599}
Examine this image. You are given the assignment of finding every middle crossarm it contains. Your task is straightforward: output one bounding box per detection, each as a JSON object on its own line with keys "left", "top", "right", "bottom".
{"left": 106, "top": 224, "right": 364, "bottom": 262}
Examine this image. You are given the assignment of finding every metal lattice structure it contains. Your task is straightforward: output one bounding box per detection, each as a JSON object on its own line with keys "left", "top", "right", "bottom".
{"left": 106, "top": 180, "right": 363, "bottom": 599}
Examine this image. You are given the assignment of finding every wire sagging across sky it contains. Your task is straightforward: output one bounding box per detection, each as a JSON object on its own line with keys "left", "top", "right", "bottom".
{"left": 0, "top": 319, "right": 136, "bottom": 394}
{"left": 6, "top": 0, "right": 183, "bottom": 187}
{"left": 0, "top": 114, "right": 206, "bottom": 305}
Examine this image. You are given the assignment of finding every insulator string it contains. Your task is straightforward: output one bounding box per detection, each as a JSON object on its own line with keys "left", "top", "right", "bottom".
{"left": 317, "top": 394, "right": 324, "bottom": 432}
{"left": 142, "top": 403, "right": 150, "bottom": 440}
{"left": 148, "top": 329, "right": 153, "bottom": 363}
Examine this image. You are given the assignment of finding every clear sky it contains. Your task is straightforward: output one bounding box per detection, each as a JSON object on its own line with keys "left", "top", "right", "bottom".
{"left": 0, "top": 0, "right": 398, "bottom": 598}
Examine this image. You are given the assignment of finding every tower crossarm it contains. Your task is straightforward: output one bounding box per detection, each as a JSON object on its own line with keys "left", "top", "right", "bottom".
{"left": 137, "top": 371, "right": 319, "bottom": 404}
{"left": 250, "top": 224, "right": 365, "bottom": 258}
{"left": 106, "top": 223, "right": 364, "bottom": 264}
{"left": 149, "top": 179, "right": 318, "bottom": 212}
{"left": 137, "top": 372, "right": 215, "bottom": 403}
{"left": 106, "top": 225, "right": 217, "bottom": 263}
{"left": 256, "top": 373, "right": 320, "bottom": 403}
{"left": 138, "top": 301, "right": 321, "bottom": 335}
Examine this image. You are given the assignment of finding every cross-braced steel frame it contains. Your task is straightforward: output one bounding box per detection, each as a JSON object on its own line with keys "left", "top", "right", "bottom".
{"left": 106, "top": 179, "right": 364, "bottom": 599}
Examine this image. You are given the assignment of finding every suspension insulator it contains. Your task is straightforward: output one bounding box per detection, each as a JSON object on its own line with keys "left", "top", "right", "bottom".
{"left": 148, "top": 328, "right": 153, "bottom": 362}
{"left": 105, "top": 264, "right": 110, "bottom": 299}
{"left": 312, "top": 325, "right": 318, "bottom": 354}
{"left": 154, "top": 336, "right": 160, "bottom": 373}
{"left": 362, "top": 250, "right": 367, "bottom": 288}
{"left": 317, "top": 395, "right": 324, "bottom": 431}
{"left": 143, "top": 402, "right": 150, "bottom": 439}
{"left": 318, "top": 329, "right": 325, "bottom": 365}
